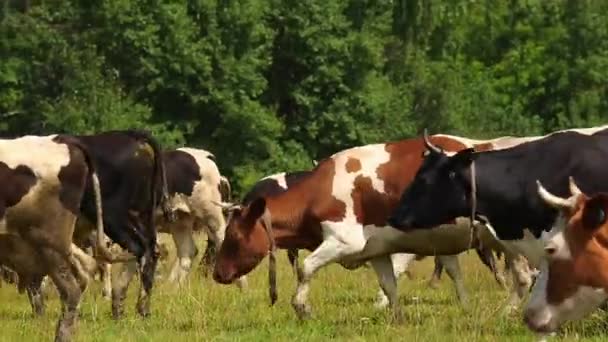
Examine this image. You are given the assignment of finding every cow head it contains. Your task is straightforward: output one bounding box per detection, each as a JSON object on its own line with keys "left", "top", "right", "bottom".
{"left": 213, "top": 198, "right": 271, "bottom": 283}
{"left": 388, "top": 130, "right": 477, "bottom": 230}
{"left": 525, "top": 179, "right": 608, "bottom": 334}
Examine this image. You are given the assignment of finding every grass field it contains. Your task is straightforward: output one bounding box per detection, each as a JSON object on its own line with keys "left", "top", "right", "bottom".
{"left": 1, "top": 235, "right": 607, "bottom": 341}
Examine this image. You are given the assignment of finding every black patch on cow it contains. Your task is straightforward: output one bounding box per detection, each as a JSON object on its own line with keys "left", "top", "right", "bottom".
{"left": 0, "top": 162, "right": 37, "bottom": 219}
{"left": 72, "top": 131, "right": 162, "bottom": 258}
{"left": 56, "top": 143, "right": 88, "bottom": 215}
{"left": 164, "top": 150, "right": 201, "bottom": 197}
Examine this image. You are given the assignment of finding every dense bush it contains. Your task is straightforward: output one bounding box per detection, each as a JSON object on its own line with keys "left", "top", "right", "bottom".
{"left": 1, "top": 0, "right": 607, "bottom": 195}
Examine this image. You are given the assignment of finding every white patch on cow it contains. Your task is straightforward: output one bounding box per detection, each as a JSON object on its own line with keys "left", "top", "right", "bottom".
{"left": 0, "top": 135, "right": 66, "bottom": 171}
{"left": 551, "top": 124, "right": 608, "bottom": 136}
{"left": 0, "top": 135, "right": 70, "bottom": 234}
{"left": 174, "top": 148, "right": 226, "bottom": 240}
{"left": 525, "top": 260, "right": 608, "bottom": 333}
{"left": 436, "top": 125, "right": 608, "bottom": 154}
{"left": 329, "top": 144, "right": 390, "bottom": 223}
{"left": 261, "top": 172, "right": 288, "bottom": 190}
{"left": 540, "top": 221, "right": 571, "bottom": 261}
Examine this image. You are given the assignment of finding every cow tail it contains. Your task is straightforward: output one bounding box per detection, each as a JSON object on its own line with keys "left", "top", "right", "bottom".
{"left": 63, "top": 137, "right": 115, "bottom": 263}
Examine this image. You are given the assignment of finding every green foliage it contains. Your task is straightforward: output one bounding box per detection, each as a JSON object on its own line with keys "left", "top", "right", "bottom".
{"left": 1, "top": 0, "right": 608, "bottom": 196}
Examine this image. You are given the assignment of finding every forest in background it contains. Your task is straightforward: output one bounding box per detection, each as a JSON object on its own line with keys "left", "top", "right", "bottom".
{"left": 2, "top": 0, "right": 607, "bottom": 195}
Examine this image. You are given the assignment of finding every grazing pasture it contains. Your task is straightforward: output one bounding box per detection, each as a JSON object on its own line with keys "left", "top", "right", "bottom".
{"left": 0, "top": 237, "right": 606, "bottom": 341}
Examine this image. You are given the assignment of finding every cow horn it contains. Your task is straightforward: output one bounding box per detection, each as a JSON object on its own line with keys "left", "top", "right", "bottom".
{"left": 211, "top": 200, "right": 242, "bottom": 211}
{"left": 536, "top": 180, "right": 573, "bottom": 209}
{"left": 423, "top": 128, "right": 441, "bottom": 154}
{"left": 568, "top": 176, "right": 582, "bottom": 197}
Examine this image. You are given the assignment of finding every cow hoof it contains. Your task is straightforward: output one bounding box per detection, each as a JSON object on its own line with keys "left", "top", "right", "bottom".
{"left": 292, "top": 303, "right": 312, "bottom": 320}
{"left": 111, "top": 306, "right": 124, "bottom": 320}
{"left": 427, "top": 279, "right": 440, "bottom": 289}
{"left": 136, "top": 301, "right": 151, "bottom": 318}
{"left": 390, "top": 311, "right": 404, "bottom": 325}
{"left": 235, "top": 276, "right": 248, "bottom": 290}
{"left": 373, "top": 296, "right": 389, "bottom": 310}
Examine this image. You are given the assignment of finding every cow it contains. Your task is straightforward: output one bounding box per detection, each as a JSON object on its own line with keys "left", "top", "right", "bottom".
{"left": 388, "top": 126, "right": 608, "bottom": 267}
{"left": 525, "top": 179, "right": 608, "bottom": 335}
{"left": 248, "top": 172, "right": 511, "bottom": 302}
{"left": 212, "top": 133, "right": 539, "bottom": 320}
{"left": 72, "top": 130, "right": 173, "bottom": 319}
{"left": 107, "top": 147, "right": 248, "bottom": 294}
{"left": 0, "top": 134, "right": 111, "bottom": 342}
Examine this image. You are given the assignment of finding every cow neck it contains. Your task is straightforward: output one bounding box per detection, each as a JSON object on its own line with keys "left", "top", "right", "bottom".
{"left": 470, "top": 151, "right": 539, "bottom": 239}
{"left": 262, "top": 182, "right": 313, "bottom": 250}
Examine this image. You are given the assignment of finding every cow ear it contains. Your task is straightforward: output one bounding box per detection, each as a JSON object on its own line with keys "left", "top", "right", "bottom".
{"left": 246, "top": 197, "right": 267, "bottom": 223}
{"left": 582, "top": 196, "right": 607, "bottom": 231}
{"left": 450, "top": 148, "right": 477, "bottom": 168}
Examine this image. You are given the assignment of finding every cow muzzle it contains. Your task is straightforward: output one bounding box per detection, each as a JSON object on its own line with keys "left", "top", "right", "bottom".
{"left": 523, "top": 308, "right": 556, "bottom": 334}
{"left": 212, "top": 267, "right": 235, "bottom": 285}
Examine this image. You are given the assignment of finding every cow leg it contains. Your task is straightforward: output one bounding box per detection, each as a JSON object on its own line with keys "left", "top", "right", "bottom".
{"left": 127, "top": 216, "right": 159, "bottom": 318}
{"left": 292, "top": 233, "right": 362, "bottom": 320}
{"left": 36, "top": 274, "right": 60, "bottom": 301}
{"left": 505, "top": 254, "right": 534, "bottom": 313}
{"left": 370, "top": 255, "right": 402, "bottom": 322}
{"left": 45, "top": 250, "right": 82, "bottom": 342}
{"left": 197, "top": 203, "right": 224, "bottom": 277}
{"left": 438, "top": 255, "right": 468, "bottom": 305}
{"left": 111, "top": 261, "right": 137, "bottom": 319}
{"left": 428, "top": 257, "right": 443, "bottom": 289}
{"left": 374, "top": 253, "right": 416, "bottom": 309}
{"left": 482, "top": 249, "right": 507, "bottom": 289}
{"left": 136, "top": 251, "right": 158, "bottom": 318}
{"left": 287, "top": 249, "right": 304, "bottom": 283}
{"left": 198, "top": 237, "right": 216, "bottom": 278}
{"left": 168, "top": 218, "right": 198, "bottom": 285}
{"left": 25, "top": 275, "right": 46, "bottom": 316}
{"left": 99, "top": 262, "right": 112, "bottom": 300}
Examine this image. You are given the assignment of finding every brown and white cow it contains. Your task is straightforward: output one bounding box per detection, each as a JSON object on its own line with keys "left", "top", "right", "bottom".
{"left": 525, "top": 179, "right": 608, "bottom": 335}
{"left": 0, "top": 135, "right": 110, "bottom": 342}
{"left": 248, "top": 171, "right": 509, "bottom": 308}
{"left": 109, "top": 147, "right": 247, "bottom": 296}
{"left": 213, "top": 134, "right": 538, "bottom": 320}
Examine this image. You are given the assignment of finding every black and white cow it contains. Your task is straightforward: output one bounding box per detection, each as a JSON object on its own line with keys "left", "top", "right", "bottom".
{"left": 73, "top": 130, "right": 173, "bottom": 319}
{"left": 388, "top": 126, "right": 608, "bottom": 268}
{"left": 0, "top": 134, "right": 109, "bottom": 342}
{"left": 108, "top": 147, "right": 247, "bottom": 293}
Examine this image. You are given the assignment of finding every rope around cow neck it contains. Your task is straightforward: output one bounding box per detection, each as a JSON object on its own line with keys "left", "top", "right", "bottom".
{"left": 261, "top": 208, "right": 278, "bottom": 306}
{"left": 469, "top": 159, "right": 479, "bottom": 250}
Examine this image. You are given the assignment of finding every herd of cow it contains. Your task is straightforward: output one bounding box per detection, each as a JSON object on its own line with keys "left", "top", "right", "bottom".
{"left": 2, "top": 125, "right": 608, "bottom": 341}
